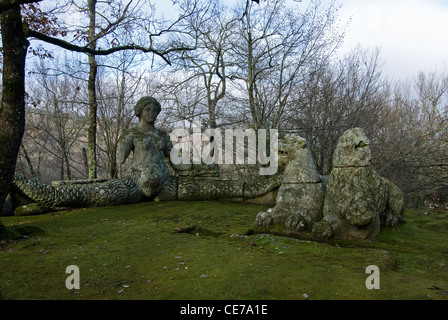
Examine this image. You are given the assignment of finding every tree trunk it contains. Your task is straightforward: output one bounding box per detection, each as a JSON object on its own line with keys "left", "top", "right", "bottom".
{"left": 247, "top": 31, "right": 258, "bottom": 130}
{"left": 0, "top": 6, "right": 29, "bottom": 213}
{"left": 82, "top": 147, "right": 89, "bottom": 177}
{"left": 87, "top": 0, "right": 98, "bottom": 179}
{"left": 21, "top": 145, "right": 36, "bottom": 178}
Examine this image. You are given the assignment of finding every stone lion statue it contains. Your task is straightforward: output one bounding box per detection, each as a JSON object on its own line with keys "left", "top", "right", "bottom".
{"left": 256, "top": 128, "right": 406, "bottom": 241}
{"left": 256, "top": 134, "right": 325, "bottom": 232}
{"left": 312, "top": 127, "right": 406, "bottom": 241}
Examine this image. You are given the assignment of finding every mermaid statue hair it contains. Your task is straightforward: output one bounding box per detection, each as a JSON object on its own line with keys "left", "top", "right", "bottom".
{"left": 134, "top": 96, "right": 162, "bottom": 118}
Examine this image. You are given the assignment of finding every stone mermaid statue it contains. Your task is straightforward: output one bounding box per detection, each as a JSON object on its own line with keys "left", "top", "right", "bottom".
{"left": 11, "top": 96, "right": 281, "bottom": 209}
{"left": 116, "top": 96, "right": 174, "bottom": 199}
{"left": 12, "top": 97, "right": 178, "bottom": 208}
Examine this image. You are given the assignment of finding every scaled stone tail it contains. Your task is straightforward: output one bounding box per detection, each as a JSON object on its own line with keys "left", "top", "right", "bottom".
{"left": 13, "top": 173, "right": 142, "bottom": 208}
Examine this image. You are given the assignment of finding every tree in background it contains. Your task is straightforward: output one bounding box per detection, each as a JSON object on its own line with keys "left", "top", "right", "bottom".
{"left": 227, "top": 0, "right": 345, "bottom": 130}
{"left": 96, "top": 49, "right": 146, "bottom": 178}
{"left": 372, "top": 70, "right": 448, "bottom": 199}
{"left": 2, "top": 0, "right": 447, "bottom": 226}
{"left": 0, "top": 5, "right": 26, "bottom": 233}
{"left": 166, "top": 0, "right": 234, "bottom": 129}
{"left": 286, "top": 46, "right": 390, "bottom": 174}
{"left": 18, "top": 58, "right": 87, "bottom": 182}
{"left": 0, "top": 0, "right": 205, "bottom": 217}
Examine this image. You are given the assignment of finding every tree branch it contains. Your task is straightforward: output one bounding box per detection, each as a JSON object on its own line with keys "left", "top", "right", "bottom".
{"left": 25, "top": 29, "right": 196, "bottom": 65}
{"left": 0, "top": 0, "right": 41, "bottom": 14}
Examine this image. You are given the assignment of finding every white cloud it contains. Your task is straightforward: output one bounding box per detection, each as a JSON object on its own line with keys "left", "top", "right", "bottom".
{"left": 338, "top": 0, "right": 448, "bottom": 80}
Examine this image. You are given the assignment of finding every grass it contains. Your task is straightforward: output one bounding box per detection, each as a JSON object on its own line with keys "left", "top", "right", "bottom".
{"left": 0, "top": 201, "right": 447, "bottom": 300}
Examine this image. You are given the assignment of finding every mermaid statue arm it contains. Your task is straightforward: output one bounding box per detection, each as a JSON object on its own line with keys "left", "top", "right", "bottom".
{"left": 117, "top": 130, "right": 135, "bottom": 177}
{"left": 162, "top": 130, "right": 188, "bottom": 172}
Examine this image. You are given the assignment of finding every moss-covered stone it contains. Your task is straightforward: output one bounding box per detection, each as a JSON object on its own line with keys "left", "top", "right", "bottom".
{"left": 0, "top": 221, "right": 21, "bottom": 240}
{"left": 0, "top": 220, "right": 42, "bottom": 240}
{"left": 178, "top": 177, "right": 243, "bottom": 200}
{"left": 256, "top": 135, "right": 325, "bottom": 232}
{"left": 14, "top": 202, "right": 50, "bottom": 216}
{"left": 313, "top": 128, "right": 406, "bottom": 241}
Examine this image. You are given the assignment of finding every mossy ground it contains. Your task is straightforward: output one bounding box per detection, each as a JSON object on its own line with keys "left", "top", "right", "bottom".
{"left": 0, "top": 201, "right": 447, "bottom": 300}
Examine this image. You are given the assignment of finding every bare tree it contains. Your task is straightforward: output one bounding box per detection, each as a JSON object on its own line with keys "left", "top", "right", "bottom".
{"left": 17, "top": 59, "right": 88, "bottom": 183}
{"left": 96, "top": 50, "right": 145, "bottom": 178}
{"left": 0, "top": 0, "right": 206, "bottom": 215}
{"left": 285, "top": 46, "right": 390, "bottom": 174}
{"left": 228, "top": 0, "right": 345, "bottom": 130}
{"left": 373, "top": 70, "right": 448, "bottom": 197}
{"left": 0, "top": 4, "right": 31, "bottom": 216}
{"left": 165, "top": 0, "right": 234, "bottom": 129}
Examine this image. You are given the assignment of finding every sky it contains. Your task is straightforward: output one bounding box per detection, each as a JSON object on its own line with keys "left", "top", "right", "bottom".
{"left": 334, "top": 0, "right": 448, "bottom": 82}
{"left": 153, "top": 0, "right": 448, "bottom": 82}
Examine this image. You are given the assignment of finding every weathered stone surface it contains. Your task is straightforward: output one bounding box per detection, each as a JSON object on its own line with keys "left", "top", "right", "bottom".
{"left": 154, "top": 176, "right": 178, "bottom": 201}
{"left": 382, "top": 180, "right": 406, "bottom": 226}
{"left": 312, "top": 127, "right": 405, "bottom": 241}
{"left": 117, "top": 126, "right": 172, "bottom": 198}
{"left": 314, "top": 166, "right": 386, "bottom": 240}
{"left": 172, "top": 163, "right": 219, "bottom": 177}
{"left": 277, "top": 135, "right": 321, "bottom": 183}
{"left": 178, "top": 177, "right": 243, "bottom": 200}
{"left": 14, "top": 202, "right": 50, "bottom": 216}
{"left": 245, "top": 190, "right": 277, "bottom": 206}
{"left": 243, "top": 174, "right": 282, "bottom": 200}
{"left": 332, "top": 127, "right": 371, "bottom": 168}
{"left": 13, "top": 174, "right": 142, "bottom": 208}
{"left": 256, "top": 135, "right": 324, "bottom": 232}
{"left": 275, "top": 183, "right": 324, "bottom": 226}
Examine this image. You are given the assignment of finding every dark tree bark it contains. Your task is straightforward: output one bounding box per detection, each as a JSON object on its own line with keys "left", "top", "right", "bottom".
{"left": 0, "top": 1, "right": 197, "bottom": 219}
{"left": 0, "top": 0, "right": 40, "bottom": 13}
{"left": 0, "top": 5, "right": 29, "bottom": 213}
{"left": 87, "top": 0, "right": 98, "bottom": 179}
